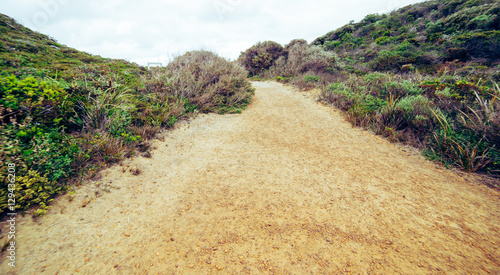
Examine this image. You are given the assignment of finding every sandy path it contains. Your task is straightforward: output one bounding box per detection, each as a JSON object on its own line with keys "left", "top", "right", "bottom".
{"left": 1, "top": 81, "right": 500, "bottom": 274}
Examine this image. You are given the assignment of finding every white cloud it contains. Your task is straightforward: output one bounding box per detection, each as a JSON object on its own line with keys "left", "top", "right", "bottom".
{"left": 1, "top": 0, "right": 425, "bottom": 66}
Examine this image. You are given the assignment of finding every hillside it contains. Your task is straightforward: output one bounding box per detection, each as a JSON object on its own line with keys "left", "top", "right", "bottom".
{"left": 239, "top": 0, "right": 500, "bottom": 180}
{"left": 0, "top": 14, "right": 253, "bottom": 216}
{"left": 0, "top": 14, "right": 141, "bottom": 79}
{"left": 312, "top": 0, "right": 500, "bottom": 74}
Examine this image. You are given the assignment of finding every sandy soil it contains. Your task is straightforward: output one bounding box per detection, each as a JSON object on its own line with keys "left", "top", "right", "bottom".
{"left": 1, "top": 81, "right": 499, "bottom": 274}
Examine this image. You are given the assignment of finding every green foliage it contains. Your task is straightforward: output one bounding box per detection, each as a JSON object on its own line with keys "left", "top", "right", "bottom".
{"left": 0, "top": 123, "right": 77, "bottom": 213}
{"left": 469, "top": 14, "right": 492, "bottom": 29}
{"left": 426, "top": 20, "right": 443, "bottom": 34}
{"left": 320, "top": 70, "right": 499, "bottom": 175}
{"left": 419, "top": 79, "right": 490, "bottom": 101}
{"left": 427, "top": 107, "right": 499, "bottom": 173}
{"left": 373, "top": 50, "right": 400, "bottom": 71}
{"left": 304, "top": 75, "right": 321, "bottom": 83}
{"left": 78, "top": 87, "right": 133, "bottom": 131}
{"left": 451, "top": 31, "right": 500, "bottom": 60}
{"left": 375, "top": 36, "right": 390, "bottom": 45}
{"left": 0, "top": 75, "right": 72, "bottom": 128}
{"left": 355, "top": 94, "right": 387, "bottom": 114}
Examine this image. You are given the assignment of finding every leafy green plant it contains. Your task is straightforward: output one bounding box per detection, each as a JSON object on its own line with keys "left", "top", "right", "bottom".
{"left": 304, "top": 75, "right": 321, "bottom": 83}
{"left": 0, "top": 124, "right": 77, "bottom": 214}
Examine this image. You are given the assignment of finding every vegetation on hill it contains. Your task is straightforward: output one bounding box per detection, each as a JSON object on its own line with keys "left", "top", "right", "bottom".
{"left": 0, "top": 14, "right": 253, "bottom": 215}
{"left": 239, "top": 0, "right": 500, "bottom": 179}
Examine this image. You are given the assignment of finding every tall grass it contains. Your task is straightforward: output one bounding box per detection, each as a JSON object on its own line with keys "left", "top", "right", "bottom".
{"left": 427, "top": 84, "right": 500, "bottom": 172}
{"left": 78, "top": 87, "right": 133, "bottom": 131}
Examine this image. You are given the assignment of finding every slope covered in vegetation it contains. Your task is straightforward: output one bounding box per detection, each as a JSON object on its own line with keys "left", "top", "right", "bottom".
{"left": 239, "top": 0, "right": 500, "bottom": 179}
{"left": 0, "top": 14, "right": 253, "bottom": 215}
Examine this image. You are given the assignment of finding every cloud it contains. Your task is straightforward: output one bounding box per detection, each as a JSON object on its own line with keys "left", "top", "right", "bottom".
{"left": 1, "top": 0, "right": 425, "bottom": 65}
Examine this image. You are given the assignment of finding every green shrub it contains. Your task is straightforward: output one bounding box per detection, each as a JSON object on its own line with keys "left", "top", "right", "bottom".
{"left": 0, "top": 75, "right": 72, "bottom": 128}
{"left": 372, "top": 50, "right": 400, "bottom": 71}
{"left": 322, "top": 83, "right": 358, "bottom": 110}
{"left": 359, "top": 94, "right": 387, "bottom": 113}
{"left": 78, "top": 87, "right": 133, "bottom": 131}
{"left": 324, "top": 40, "right": 341, "bottom": 50}
{"left": 364, "top": 72, "right": 389, "bottom": 85}
{"left": 375, "top": 36, "right": 390, "bottom": 45}
{"left": 394, "top": 95, "right": 425, "bottom": 112}
{"left": 452, "top": 31, "right": 500, "bottom": 60}
{"left": 0, "top": 123, "right": 78, "bottom": 214}
{"left": 304, "top": 75, "right": 321, "bottom": 83}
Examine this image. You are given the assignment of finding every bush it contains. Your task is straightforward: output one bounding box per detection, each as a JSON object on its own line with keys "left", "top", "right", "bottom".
{"left": 238, "top": 41, "right": 284, "bottom": 76}
{"left": 453, "top": 31, "right": 500, "bottom": 60}
{"left": 322, "top": 82, "right": 359, "bottom": 111}
{"left": 287, "top": 44, "right": 338, "bottom": 75}
{"left": 168, "top": 50, "right": 254, "bottom": 113}
{"left": 304, "top": 75, "right": 321, "bottom": 83}
{"left": 78, "top": 87, "right": 133, "bottom": 132}
{"left": 0, "top": 124, "right": 78, "bottom": 214}
{"left": 427, "top": 100, "right": 500, "bottom": 173}
{"left": 372, "top": 50, "right": 400, "bottom": 71}
{"left": 0, "top": 75, "right": 72, "bottom": 128}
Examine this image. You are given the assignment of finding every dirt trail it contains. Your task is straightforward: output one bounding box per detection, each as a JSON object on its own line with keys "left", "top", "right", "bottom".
{"left": 2, "top": 81, "right": 500, "bottom": 274}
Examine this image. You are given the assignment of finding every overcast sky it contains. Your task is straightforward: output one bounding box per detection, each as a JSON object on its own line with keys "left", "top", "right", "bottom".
{"left": 2, "top": 0, "right": 425, "bottom": 66}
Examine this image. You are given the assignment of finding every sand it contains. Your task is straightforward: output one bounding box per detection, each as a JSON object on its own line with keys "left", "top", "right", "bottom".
{"left": 1, "top": 81, "right": 499, "bottom": 274}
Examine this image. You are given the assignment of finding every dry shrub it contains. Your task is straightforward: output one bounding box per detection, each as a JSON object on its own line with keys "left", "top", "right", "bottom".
{"left": 168, "top": 50, "right": 254, "bottom": 113}
{"left": 141, "top": 67, "right": 171, "bottom": 93}
{"left": 260, "top": 40, "right": 340, "bottom": 91}
{"left": 75, "top": 130, "right": 127, "bottom": 168}
{"left": 238, "top": 41, "right": 284, "bottom": 76}
{"left": 286, "top": 43, "right": 338, "bottom": 76}
{"left": 128, "top": 125, "right": 161, "bottom": 141}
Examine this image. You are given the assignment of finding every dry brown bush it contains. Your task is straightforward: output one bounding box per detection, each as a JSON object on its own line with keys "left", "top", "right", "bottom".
{"left": 168, "top": 50, "right": 254, "bottom": 113}
{"left": 237, "top": 41, "right": 284, "bottom": 76}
